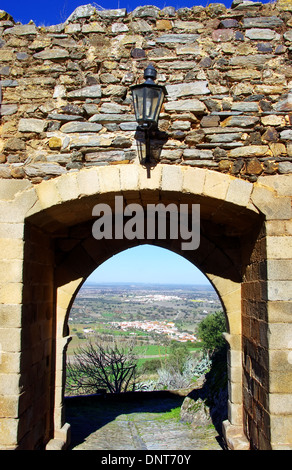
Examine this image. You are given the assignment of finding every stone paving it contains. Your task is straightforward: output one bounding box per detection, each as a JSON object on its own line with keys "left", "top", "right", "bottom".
{"left": 65, "top": 393, "right": 223, "bottom": 451}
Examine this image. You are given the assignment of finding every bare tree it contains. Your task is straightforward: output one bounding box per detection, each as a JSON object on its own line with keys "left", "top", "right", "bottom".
{"left": 66, "top": 338, "right": 138, "bottom": 395}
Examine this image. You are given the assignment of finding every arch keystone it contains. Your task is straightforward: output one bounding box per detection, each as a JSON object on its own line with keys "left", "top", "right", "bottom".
{"left": 138, "top": 165, "right": 162, "bottom": 192}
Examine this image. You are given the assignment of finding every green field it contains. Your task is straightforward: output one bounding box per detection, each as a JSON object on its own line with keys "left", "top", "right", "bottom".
{"left": 67, "top": 322, "right": 202, "bottom": 363}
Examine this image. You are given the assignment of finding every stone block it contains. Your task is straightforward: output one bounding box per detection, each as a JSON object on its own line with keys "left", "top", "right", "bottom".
{"left": 99, "top": 8, "right": 126, "bottom": 18}
{"left": 0, "top": 418, "right": 18, "bottom": 446}
{"left": 60, "top": 122, "right": 102, "bottom": 133}
{"left": 138, "top": 164, "right": 162, "bottom": 192}
{"left": 156, "top": 33, "right": 199, "bottom": 44}
{"left": 251, "top": 186, "right": 292, "bottom": 220}
{"left": 245, "top": 28, "right": 279, "bottom": 40}
{"left": 76, "top": 168, "right": 100, "bottom": 196}
{"left": 0, "top": 50, "right": 15, "bottom": 62}
{"left": 166, "top": 81, "right": 210, "bottom": 99}
{"left": 278, "top": 0, "right": 292, "bottom": 11}
{"left": 0, "top": 327, "right": 21, "bottom": 353}
{"left": 267, "top": 301, "right": 292, "bottom": 323}
{"left": 0, "top": 260, "right": 23, "bottom": 283}
{"left": 67, "top": 85, "right": 102, "bottom": 100}
{"left": 156, "top": 19, "right": 173, "bottom": 30}
{"left": 0, "top": 304, "right": 22, "bottom": 329}
{"left": 266, "top": 236, "right": 292, "bottom": 259}
{"left": 18, "top": 118, "right": 47, "bottom": 133}
{"left": 183, "top": 149, "right": 213, "bottom": 160}
{"left": 0, "top": 350, "right": 24, "bottom": 374}
{"left": 226, "top": 309, "right": 242, "bottom": 336}
{"left": 176, "top": 45, "right": 202, "bottom": 55}
{"left": 0, "top": 395, "right": 21, "bottom": 418}
{"left": 0, "top": 373, "right": 21, "bottom": 395}
{"left": 0, "top": 283, "right": 23, "bottom": 304}
{"left": 270, "top": 369, "right": 292, "bottom": 393}
{"left": 182, "top": 167, "right": 206, "bottom": 195}
{"left": 265, "top": 220, "right": 292, "bottom": 237}
{"left": 35, "top": 179, "right": 62, "bottom": 209}
{"left": 55, "top": 174, "right": 80, "bottom": 202}
{"left": 226, "top": 69, "right": 262, "bottom": 81}
{"left": 161, "top": 165, "right": 183, "bottom": 192}
{"left": 160, "top": 149, "right": 183, "bottom": 159}
{"left": 212, "top": 28, "right": 234, "bottom": 42}
{"left": 229, "top": 145, "right": 270, "bottom": 158}
{"left": 224, "top": 332, "right": 242, "bottom": 351}
{"left": 164, "top": 99, "right": 206, "bottom": 113}
{"left": 268, "top": 322, "right": 292, "bottom": 349}
{"left": 270, "top": 416, "right": 292, "bottom": 449}
{"left": 227, "top": 347, "right": 243, "bottom": 371}
{"left": 0, "top": 180, "right": 32, "bottom": 201}
{"left": 269, "top": 349, "right": 292, "bottom": 372}
{"left": 226, "top": 178, "right": 253, "bottom": 207}
{"left": 65, "top": 4, "right": 96, "bottom": 20}
{"left": 227, "top": 401, "right": 244, "bottom": 427}
{"left": 261, "top": 115, "right": 286, "bottom": 127}
{"left": 268, "top": 281, "right": 292, "bottom": 301}
{"left": 24, "top": 163, "right": 66, "bottom": 178}
{"left": 228, "top": 363, "right": 243, "bottom": 384}
{"left": 258, "top": 175, "right": 292, "bottom": 197}
{"left": 0, "top": 238, "right": 24, "bottom": 260}
{"left": 267, "top": 259, "right": 292, "bottom": 280}
{"left": 4, "top": 24, "right": 37, "bottom": 35}
{"left": 278, "top": 162, "right": 292, "bottom": 174}
{"left": 45, "top": 438, "right": 67, "bottom": 450}
{"left": 229, "top": 380, "right": 242, "bottom": 404}
{"left": 222, "top": 421, "right": 250, "bottom": 450}
{"left": 98, "top": 166, "right": 121, "bottom": 194}
{"left": 203, "top": 171, "right": 230, "bottom": 200}
{"left": 34, "top": 48, "right": 69, "bottom": 60}
{"left": 82, "top": 22, "right": 106, "bottom": 33}
{"left": 119, "top": 165, "right": 139, "bottom": 192}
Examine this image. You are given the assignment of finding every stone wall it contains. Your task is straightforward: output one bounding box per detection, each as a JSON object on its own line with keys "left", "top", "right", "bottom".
{"left": 1, "top": 1, "right": 292, "bottom": 183}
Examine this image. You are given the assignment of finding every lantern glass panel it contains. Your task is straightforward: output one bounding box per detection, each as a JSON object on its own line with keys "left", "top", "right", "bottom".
{"left": 132, "top": 85, "right": 165, "bottom": 127}
{"left": 132, "top": 87, "right": 144, "bottom": 123}
{"left": 144, "top": 87, "right": 162, "bottom": 122}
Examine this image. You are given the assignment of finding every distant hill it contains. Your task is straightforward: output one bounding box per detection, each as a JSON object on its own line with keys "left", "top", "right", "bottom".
{"left": 69, "top": 283, "right": 222, "bottom": 329}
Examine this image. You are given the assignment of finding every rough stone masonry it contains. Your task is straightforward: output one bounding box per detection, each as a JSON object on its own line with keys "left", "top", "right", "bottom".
{"left": 1, "top": 0, "right": 292, "bottom": 182}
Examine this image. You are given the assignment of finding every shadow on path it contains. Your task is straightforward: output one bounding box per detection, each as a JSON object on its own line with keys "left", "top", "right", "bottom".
{"left": 65, "top": 389, "right": 225, "bottom": 450}
{"left": 65, "top": 391, "right": 185, "bottom": 449}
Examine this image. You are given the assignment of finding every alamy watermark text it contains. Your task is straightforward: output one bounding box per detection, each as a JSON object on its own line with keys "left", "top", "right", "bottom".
{"left": 92, "top": 196, "right": 200, "bottom": 251}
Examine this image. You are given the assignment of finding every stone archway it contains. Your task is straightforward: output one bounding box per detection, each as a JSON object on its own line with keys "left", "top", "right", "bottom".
{"left": 0, "top": 163, "right": 291, "bottom": 450}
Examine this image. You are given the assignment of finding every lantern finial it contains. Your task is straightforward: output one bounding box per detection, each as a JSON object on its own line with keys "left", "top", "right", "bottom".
{"left": 144, "top": 64, "right": 157, "bottom": 84}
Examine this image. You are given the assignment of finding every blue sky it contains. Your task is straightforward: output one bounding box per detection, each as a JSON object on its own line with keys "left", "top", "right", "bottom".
{"left": 1, "top": 0, "right": 271, "bottom": 26}
{"left": 1, "top": 0, "right": 222, "bottom": 25}
{"left": 87, "top": 245, "right": 210, "bottom": 285}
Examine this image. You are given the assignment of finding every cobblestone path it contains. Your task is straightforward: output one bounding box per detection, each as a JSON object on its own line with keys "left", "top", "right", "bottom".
{"left": 65, "top": 392, "right": 223, "bottom": 451}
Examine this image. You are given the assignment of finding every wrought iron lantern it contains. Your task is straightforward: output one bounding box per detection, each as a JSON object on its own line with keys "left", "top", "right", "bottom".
{"left": 131, "top": 64, "right": 167, "bottom": 163}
